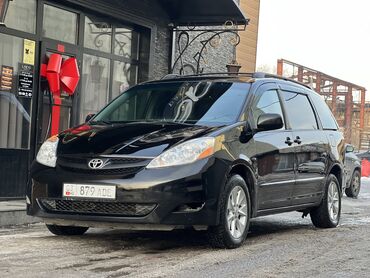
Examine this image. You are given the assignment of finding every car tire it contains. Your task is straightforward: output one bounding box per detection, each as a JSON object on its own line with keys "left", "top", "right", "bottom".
{"left": 207, "top": 174, "right": 251, "bottom": 249}
{"left": 345, "top": 170, "right": 361, "bottom": 198}
{"left": 310, "top": 174, "right": 341, "bottom": 228}
{"left": 46, "top": 224, "right": 89, "bottom": 236}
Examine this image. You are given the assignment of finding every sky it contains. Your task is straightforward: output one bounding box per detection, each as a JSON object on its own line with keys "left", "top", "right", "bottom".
{"left": 256, "top": 0, "right": 370, "bottom": 98}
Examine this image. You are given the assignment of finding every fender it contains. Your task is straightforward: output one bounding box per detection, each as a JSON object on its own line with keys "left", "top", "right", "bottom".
{"left": 327, "top": 162, "right": 345, "bottom": 192}
{"left": 216, "top": 155, "right": 258, "bottom": 223}
{"left": 354, "top": 165, "right": 362, "bottom": 172}
{"left": 353, "top": 159, "right": 362, "bottom": 169}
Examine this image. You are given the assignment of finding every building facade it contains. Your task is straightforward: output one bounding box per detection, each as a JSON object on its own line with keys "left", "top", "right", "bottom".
{"left": 171, "top": 0, "right": 260, "bottom": 75}
{"left": 237, "top": 0, "right": 260, "bottom": 72}
{"left": 0, "top": 0, "right": 255, "bottom": 199}
{"left": 0, "top": 0, "right": 173, "bottom": 198}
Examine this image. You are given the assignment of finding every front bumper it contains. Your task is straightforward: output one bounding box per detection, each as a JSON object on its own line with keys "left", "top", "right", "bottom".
{"left": 28, "top": 158, "right": 229, "bottom": 227}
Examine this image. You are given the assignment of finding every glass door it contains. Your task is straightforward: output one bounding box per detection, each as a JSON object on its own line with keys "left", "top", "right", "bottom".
{"left": 36, "top": 41, "right": 81, "bottom": 149}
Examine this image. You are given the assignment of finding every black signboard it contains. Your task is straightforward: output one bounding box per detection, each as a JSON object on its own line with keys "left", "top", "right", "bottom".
{"left": 0, "top": 65, "right": 14, "bottom": 91}
{"left": 17, "top": 63, "right": 34, "bottom": 98}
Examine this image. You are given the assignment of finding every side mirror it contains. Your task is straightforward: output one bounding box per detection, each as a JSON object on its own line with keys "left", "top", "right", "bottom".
{"left": 346, "top": 145, "right": 354, "bottom": 153}
{"left": 85, "top": 113, "right": 95, "bottom": 123}
{"left": 257, "top": 113, "right": 283, "bottom": 131}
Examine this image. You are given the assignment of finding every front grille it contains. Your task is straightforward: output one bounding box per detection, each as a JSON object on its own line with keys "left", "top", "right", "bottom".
{"left": 59, "top": 165, "right": 143, "bottom": 176}
{"left": 108, "top": 157, "right": 148, "bottom": 164}
{"left": 57, "top": 155, "right": 150, "bottom": 176}
{"left": 39, "top": 199, "right": 156, "bottom": 217}
{"left": 58, "top": 156, "right": 87, "bottom": 164}
{"left": 58, "top": 156, "right": 148, "bottom": 166}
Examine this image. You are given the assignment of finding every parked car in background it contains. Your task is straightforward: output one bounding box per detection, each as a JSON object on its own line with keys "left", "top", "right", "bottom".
{"left": 356, "top": 150, "right": 370, "bottom": 161}
{"left": 344, "top": 144, "right": 361, "bottom": 198}
{"left": 28, "top": 73, "right": 345, "bottom": 249}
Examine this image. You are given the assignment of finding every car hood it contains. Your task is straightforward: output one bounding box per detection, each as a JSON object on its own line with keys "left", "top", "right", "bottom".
{"left": 57, "top": 122, "right": 219, "bottom": 157}
{"left": 356, "top": 151, "right": 369, "bottom": 159}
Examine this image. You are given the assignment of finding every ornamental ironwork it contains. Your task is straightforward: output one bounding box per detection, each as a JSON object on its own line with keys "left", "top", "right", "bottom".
{"left": 171, "top": 21, "right": 246, "bottom": 75}
{"left": 87, "top": 21, "right": 134, "bottom": 82}
{"left": 87, "top": 22, "right": 133, "bottom": 59}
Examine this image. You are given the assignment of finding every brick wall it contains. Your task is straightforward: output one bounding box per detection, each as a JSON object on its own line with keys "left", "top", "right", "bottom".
{"left": 237, "top": 0, "right": 260, "bottom": 72}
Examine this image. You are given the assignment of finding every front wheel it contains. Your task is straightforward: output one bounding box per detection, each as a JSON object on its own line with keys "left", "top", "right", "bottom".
{"left": 345, "top": 170, "right": 361, "bottom": 198}
{"left": 207, "top": 174, "right": 251, "bottom": 249}
{"left": 310, "top": 174, "right": 341, "bottom": 228}
{"left": 46, "top": 224, "right": 89, "bottom": 236}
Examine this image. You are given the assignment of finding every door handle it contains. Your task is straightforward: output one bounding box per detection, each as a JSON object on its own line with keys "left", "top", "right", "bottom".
{"left": 294, "top": 136, "right": 302, "bottom": 144}
{"left": 285, "top": 137, "right": 293, "bottom": 146}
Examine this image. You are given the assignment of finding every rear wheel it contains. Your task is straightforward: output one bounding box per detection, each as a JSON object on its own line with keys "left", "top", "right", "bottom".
{"left": 310, "top": 174, "right": 341, "bottom": 228}
{"left": 345, "top": 170, "right": 361, "bottom": 198}
{"left": 46, "top": 224, "right": 89, "bottom": 236}
{"left": 207, "top": 174, "right": 251, "bottom": 249}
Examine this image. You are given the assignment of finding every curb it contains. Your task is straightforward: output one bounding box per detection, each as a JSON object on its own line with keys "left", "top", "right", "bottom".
{"left": 0, "top": 210, "right": 39, "bottom": 227}
{"left": 0, "top": 201, "right": 40, "bottom": 227}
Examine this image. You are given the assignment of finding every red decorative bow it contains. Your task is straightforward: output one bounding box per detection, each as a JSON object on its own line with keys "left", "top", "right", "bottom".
{"left": 41, "top": 53, "right": 80, "bottom": 95}
{"left": 40, "top": 53, "right": 80, "bottom": 136}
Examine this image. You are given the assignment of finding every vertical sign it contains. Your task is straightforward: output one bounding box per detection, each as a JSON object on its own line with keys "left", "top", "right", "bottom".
{"left": 23, "top": 39, "right": 36, "bottom": 65}
{"left": 0, "top": 65, "right": 14, "bottom": 91}
{"left": 18, "top": 63, "right": 34, "bottom": 98}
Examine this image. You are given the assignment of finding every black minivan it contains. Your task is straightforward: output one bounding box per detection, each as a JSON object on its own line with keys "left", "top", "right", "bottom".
{"left": 28, "top": 73, "right": 345, "bottom": 248}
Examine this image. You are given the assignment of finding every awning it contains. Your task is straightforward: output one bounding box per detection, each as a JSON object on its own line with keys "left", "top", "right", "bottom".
{"left": 157, "top": 0, "right": 248, "bottom": 26}
{"left": 71, "top": 0, "right": 248, "bottom": 27}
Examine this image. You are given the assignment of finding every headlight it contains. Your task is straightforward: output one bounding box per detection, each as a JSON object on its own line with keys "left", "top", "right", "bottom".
{"left": 147, "top": 137, "right": 215, "bottom": 169}
{"left": 36, "top": 136, "right": 59, "bottom": 167}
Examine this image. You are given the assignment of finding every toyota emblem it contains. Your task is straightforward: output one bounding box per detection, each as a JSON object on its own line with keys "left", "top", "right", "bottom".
{"left": 88, "top": 159, "right": 105, "bottom": 169}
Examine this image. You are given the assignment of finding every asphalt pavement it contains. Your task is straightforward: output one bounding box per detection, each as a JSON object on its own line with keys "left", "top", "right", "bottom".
{"left": 1, "top": 179, "right": 370, "bottom": 278}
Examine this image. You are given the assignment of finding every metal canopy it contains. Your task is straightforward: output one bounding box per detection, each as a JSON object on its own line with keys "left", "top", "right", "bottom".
{"left": 157, "top": 0, "right": 248, "bottom": 26}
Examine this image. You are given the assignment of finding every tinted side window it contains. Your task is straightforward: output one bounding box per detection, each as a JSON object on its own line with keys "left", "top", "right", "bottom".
{"left": 310, "top": 92, "right": 338, "bottom": 130}
{"left": 252, "top": 90, "right": 284, "bottom": 128}
{"left": 282, "top": 91, "right": 318, "bottom": 130}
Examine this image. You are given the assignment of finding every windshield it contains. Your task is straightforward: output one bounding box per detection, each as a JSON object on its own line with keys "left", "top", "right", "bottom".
{"left": 92, "top": 81, "right": 250, "bottom": 126}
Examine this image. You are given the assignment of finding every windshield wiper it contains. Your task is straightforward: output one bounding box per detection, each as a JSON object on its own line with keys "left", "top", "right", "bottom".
{"left": 150, "top": 120, "right": 199, "bottom": 127}
{"left": 90, "top": 120, "right": 201, "bottom": 127}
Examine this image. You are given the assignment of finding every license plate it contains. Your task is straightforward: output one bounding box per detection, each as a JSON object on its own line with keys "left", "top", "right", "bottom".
{"left": 63, "top": 183, "right": 116, "bottom": 200}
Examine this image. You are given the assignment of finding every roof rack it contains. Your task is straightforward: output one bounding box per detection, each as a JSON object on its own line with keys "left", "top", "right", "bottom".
{"left": 253, "top": 72, "right": 312, "bottom": 89}
{"left": 161, "top": 72, "right": 254, "bottom": 80}
{"left": 162, "top": 72, "right": 254, "bottom": 78}
{"left": 161, "top": 74, "right": 181, "bottom": 80}
{"left": 161, "top": 72, "right": 311, "bottom": 89}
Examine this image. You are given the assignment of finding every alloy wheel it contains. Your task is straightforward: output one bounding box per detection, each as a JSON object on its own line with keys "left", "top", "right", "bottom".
{"left": 327, "top": 181, "right": 340, "bottom": 223}
{"left": 353, "top": 174, "right": 360, "bottom": 194}
{"left": 226, "top": 185, "right": 248, "bottom": 239}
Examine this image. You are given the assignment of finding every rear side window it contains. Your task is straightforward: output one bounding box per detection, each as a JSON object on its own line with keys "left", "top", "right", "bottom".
{"left": 310, "top": 92, "right": 338, "bottom": 130}
{"left": 252, "top": 90, "right": 284, "bottom": 128}
{"left": 282, "top": 91, "right": 318, "bottom": 130}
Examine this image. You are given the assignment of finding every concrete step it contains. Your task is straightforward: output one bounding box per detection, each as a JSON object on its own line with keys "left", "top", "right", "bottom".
{"left": 0, "top": 200, "right": 39, "bottom": 227}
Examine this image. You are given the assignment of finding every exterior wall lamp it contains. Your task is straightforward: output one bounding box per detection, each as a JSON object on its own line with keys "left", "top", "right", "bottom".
{"left": 0, "top": 0, "right": 12, "bottom": 26}
{"left": 226, "top": 47, "right": 242, "bottom": 74}
{"left": 226, "top": 60, "right": 242, "bottom": 74}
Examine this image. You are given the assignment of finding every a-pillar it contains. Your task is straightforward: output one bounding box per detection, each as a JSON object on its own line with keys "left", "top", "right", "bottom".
{"left": 360, "top": 89, "right": 366, "bottom": 129}
{"left": 277, "top": 59, "right": 283, "bottom": 76}
{"left": 332, "top": 82, "right": 337, "bottom": 117}
{"left": 345, "top": 86, "right": 353, "bottom": 143}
